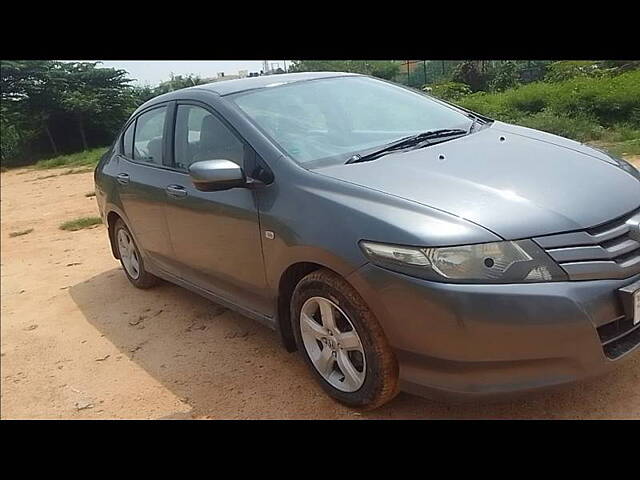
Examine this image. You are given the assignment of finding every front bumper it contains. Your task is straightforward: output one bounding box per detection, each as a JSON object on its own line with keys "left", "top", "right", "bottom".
{"left": 347, "top": 265, "right": 640, "bottom": 401}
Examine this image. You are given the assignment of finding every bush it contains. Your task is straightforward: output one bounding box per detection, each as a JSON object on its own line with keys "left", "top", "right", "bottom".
{"left": 517, "top": 111, "right": 605, "bottom": 142}
{"left": 603, "top": 139, "right": 640, "bottom": 157}
{"left": 452, "top": 61, "right": 486, "bottom": 92}
{"left": 545, "top": 61, "right": 606, "bottom": 82}
{"left": 0, "top": 122, "right": 20, "bottom": 162}
{"left": 426, "top": 82, "right": 472, "bottom": 101}
{"left": 487, "top": 61, "right": 520, "bottom": 92}
{"left": 457, "top": 70, "right": 640, "bottom": 130}
{"left": 456, "top": 92, "right": 520, "bottom": 122}
{"left": 550, "top": 73, "right": 640, "bottom": 127}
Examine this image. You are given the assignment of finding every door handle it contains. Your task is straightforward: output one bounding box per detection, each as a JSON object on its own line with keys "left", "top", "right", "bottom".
{"left": 116, "top": 173, "right": 130, "bottom": 185}
{"left": 166, "top": 184, "right": 188, "bottom": 198}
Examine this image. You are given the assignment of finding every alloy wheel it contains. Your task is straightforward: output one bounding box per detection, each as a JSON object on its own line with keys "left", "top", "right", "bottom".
{"left": 299, "top": 296, "right": 366, "bottom": 392}
{"left": 117, "top": 228, "right": 141, "bottom": 280}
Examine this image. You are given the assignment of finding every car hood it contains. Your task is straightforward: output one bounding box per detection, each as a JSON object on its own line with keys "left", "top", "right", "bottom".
{"left": 316, "top": 122, "right": 640, "bottom": 240}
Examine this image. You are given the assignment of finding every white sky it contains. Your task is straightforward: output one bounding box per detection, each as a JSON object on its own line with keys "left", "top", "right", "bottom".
{"left": 91, "top": 60, "right": 290, "bottom": 87}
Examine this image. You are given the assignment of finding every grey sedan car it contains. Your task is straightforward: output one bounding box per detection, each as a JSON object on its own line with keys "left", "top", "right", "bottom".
{"left": 95, "top": 72, "right": 640, "bottom": 409}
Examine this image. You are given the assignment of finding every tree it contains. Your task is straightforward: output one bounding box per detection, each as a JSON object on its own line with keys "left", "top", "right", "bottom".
{"left": 1, "top": 61, "right": 137, "bottom": 162}
{"left": 451, "top": 61, "right": 487, "bottom": 92}
{"left": 132, "top": 85, "right": 157, "bottom": 105}
{"left": 154, "top": 73, "right": 204, "bottom": 95}
{"left": 0, "top": 60, "right": 67, "bottom": 156}
{"left": 288, "top": 60, "right": 400, "bottom": 80}
{"left": 487, "top": 61, "right": 520, "bottom": 92}
{"left": 58, "top": 62, "right": 136, "bottom": 151}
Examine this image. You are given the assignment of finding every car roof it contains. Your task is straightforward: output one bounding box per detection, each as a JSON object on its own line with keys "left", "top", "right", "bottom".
{"left": 194, "top": 71, "right": 359, "bottom": 96}
{"left": 134, "top": 72, "right": 364, "bottom": 115}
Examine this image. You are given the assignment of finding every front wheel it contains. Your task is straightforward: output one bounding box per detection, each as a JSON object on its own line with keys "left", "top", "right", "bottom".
{"left": 291, "top": 269, "right": 399, "bottom": 410}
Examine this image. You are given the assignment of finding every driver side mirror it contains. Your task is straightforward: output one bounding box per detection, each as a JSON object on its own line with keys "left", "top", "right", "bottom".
{"left": 188, "top": 160, "right": 246, "bottom": 192}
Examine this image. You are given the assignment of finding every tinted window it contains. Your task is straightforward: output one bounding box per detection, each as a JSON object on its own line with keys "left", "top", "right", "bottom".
{"left": 122, "top": 122, "right": 135, "bottom": 158}
{"left": 174, "top": 105, "right": 244, "bottom": 171}
{"left": 133, "top": 107, "right": 167, "bottom": 165}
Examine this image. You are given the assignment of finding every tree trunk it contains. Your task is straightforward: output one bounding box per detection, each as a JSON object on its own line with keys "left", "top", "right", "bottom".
{"left": 77, "top": 114, "right": 88, "bottom": 151}
{"left": 44, "top": 123, "right": 58, "bottom": 156}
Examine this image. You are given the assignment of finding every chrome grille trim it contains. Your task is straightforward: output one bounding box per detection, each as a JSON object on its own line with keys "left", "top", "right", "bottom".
{"left": 533, "top": 208, "right": 640, "bottom": 280}
{"left": 534, "top": 223, "right": 630, "bottom": 249}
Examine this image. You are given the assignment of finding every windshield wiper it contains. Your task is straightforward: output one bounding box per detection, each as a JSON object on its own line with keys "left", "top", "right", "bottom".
{"left": 345, "top": 129, "right": 468, "bottom": 164}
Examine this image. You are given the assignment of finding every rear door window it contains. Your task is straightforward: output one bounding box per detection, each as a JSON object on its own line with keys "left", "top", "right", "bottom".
{"left": 133, "top": 107, "right": 167, "bottom": 165}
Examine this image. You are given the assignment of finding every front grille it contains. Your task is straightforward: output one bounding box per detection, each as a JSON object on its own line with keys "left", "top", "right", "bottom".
{"left": 533, "top": 208, "right": 640, "bottom": 281}
{"left": 597, "top": 315, "right": 640, "bottom": 359}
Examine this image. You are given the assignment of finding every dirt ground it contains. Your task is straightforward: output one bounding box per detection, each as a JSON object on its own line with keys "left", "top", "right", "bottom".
{"left": 2, "top": 157, "right": 640, "bottom": 419}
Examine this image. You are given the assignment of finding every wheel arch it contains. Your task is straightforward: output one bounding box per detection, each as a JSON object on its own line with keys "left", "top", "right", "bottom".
{"left": 104, "top": 206, "right": 133, "bottom": 260}
{"left": 276, "top": 259, "right": 365, "bottom": 352}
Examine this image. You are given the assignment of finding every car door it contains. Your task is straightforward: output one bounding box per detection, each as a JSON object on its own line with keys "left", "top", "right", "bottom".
{"left": 161, "top": 101, "right": 270, "bottom": 315}
{"left": 115, "top": 104, "right": 176, "bottom": 273}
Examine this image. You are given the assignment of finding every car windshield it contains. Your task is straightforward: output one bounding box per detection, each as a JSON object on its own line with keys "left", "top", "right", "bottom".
{"left": 229, "top": 76, "right": 473, "bottom": 167}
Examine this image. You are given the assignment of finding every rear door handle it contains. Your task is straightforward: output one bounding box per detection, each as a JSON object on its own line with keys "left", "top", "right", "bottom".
{"left": 116, "top": 173, "right": 130, "bottom": 185}
{"left": 166, "top": 184, "right": 188, "bottom": 198}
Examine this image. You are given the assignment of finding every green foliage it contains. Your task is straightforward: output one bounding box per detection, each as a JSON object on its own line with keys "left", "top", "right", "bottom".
{"left": 59, "top": 216, "right": 102, "bottom": 231}
{"left": 425, "top": 82, "right": 471, "bottom": 101}
{"left": 451, "top": 61, "right": 486, "bottom": 92}
{"left": 58, "top": 62, "right": 137, "bottom": 150}
{"left": 1, "top": 60, "right": 136, "bottom": 165}
{"left": 132, "top": 85, "right": 157, "bottom": 105}
{"left": 288, "top": 60, "right": 400, "bottom": 80}
{"left": 602, "top": 139, "right": 640, "bottom": 157}
{"left": 487, "top": 61, "right": 520, "bottom": 92}
{"left": 423, "top": 61, "right": 553, "bottom": 94}
{"left": 34, "top": 147, "right": 107, "bottom": 170}
{"left": 544, "top": 60, "right": 640, "bottom": 83}
{"left": 545, "top": 61, "right": 606, "bottom": 82}
{"left": 368, "top": 61, "right": 402, "bottom": 80}
{"left": 599, "top": 124, "right": 640, "bottom": 143}
{"left": 1, "top": 60, "right": 64, "bottom": 162}
{"left": 518, "top": 111, "right": 605, "bottom": 142}
{"left": 0, "top": 120, "right": 21, "bottom": 161}
{"left": 457, "top": 70, "right": 640, "bottom": 129}
{"left": 154, "top": 74, "right": 205, "bottom": 95}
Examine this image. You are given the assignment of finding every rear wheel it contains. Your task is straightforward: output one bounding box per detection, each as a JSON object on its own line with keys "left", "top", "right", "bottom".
{"left": 114, "top": 219, "right": 159, "bottom": 289}
{"left": 291, "top": 269, "right": 399, "bottom": 409}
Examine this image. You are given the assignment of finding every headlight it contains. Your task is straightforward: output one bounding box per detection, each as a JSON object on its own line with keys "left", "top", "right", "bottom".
{"left": 359, "top": 239, "right": 567, "bottom": 283}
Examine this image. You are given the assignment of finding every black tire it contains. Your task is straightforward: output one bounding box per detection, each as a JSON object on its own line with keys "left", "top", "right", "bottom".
{"left": 291, "top": 269, "right": 399, "bottom": 410}
{"left": 114, "top": 219, "right": 159, "bottom": 289}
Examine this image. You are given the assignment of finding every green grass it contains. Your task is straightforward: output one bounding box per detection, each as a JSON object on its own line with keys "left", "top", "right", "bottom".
{"left": 594, "top": 139, "right": 640, "bottom": 158}
{"left": 452, "top": 70, "right": 640, "bottom": 143}
{"left": 9, "top": 228, "right": 34, "bottom": 237}
{"left": 59, "top": 216, "right": 102, "bottom": 232}
{"left": 34, "top": 147, "right": 107, "bottom": 170}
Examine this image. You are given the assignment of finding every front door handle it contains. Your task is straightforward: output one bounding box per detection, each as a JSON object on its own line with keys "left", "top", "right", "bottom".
{"left": 116, "top": 173, "right": 130, "bottom": 185}
{"left": 166, "top": 184, "right": 188, "bottom": 198}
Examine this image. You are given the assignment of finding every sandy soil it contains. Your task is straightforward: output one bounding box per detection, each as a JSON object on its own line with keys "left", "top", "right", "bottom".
{"left": 1, "top": 157, "right": 639, "bottom": 419}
